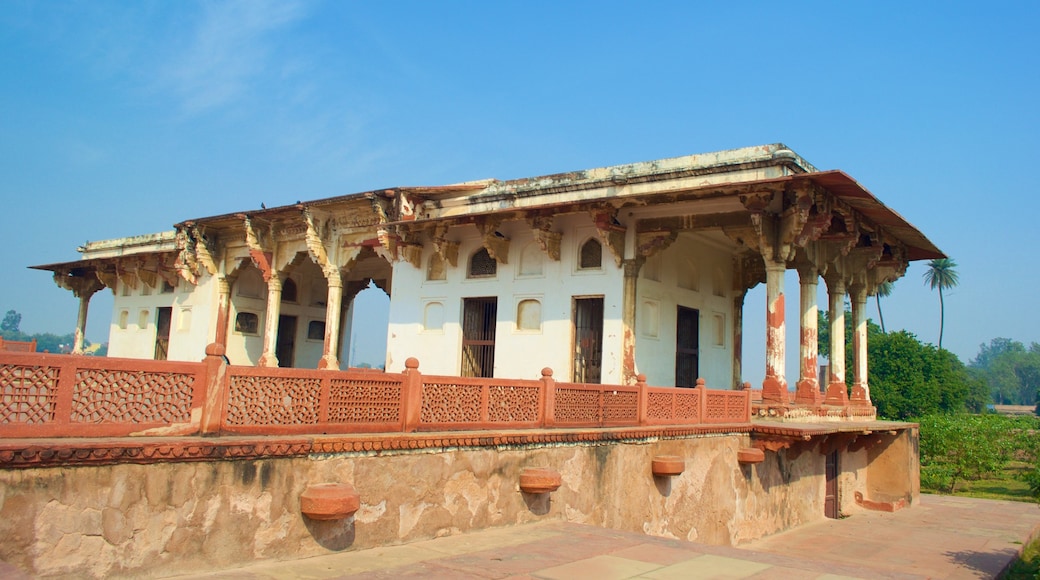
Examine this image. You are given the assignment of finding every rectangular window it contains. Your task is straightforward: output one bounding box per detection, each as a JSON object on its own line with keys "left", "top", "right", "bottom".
{"left": 461, "top": 297, "right": 497, "bottom": 378}
{"left": 676, "top": 306, "right": 699, "bottom": 387}
{"left": 573, "top": 297, "right": 604, "bottom": 383}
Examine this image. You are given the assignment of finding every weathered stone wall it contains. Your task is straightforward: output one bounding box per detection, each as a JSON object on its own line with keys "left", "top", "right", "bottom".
{"left": 0, "top": 432, "right": 895, "bottom": 578}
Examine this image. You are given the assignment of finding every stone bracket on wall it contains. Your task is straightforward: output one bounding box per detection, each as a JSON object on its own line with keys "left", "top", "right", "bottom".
{"left": 591, "top": 209, "right": 625, "bottom": 267}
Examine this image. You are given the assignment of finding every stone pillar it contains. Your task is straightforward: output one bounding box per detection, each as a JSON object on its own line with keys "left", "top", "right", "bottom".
{"left": 732, "top": 289, "right": 746, "bottom": 390}
{"left": 795, "top": 266, "right": 822, "bottom": 405}
{"left": 72, "top": 294, "right": 92, "bottom": 354}
{"left": 762, "top": 261, "right": 787, "bottom": 404}
{"left": 69, "top": 276, "right": 104, "bottom": 355}
{"left": 824, "top": 275, "right": 848, "bottom": 405}
{"left": 319, "top": 271, "right": 343, "bottom": 370}
{"left": 214, "top": 276, "right": 231, "bottom": 348}
{"left": 258, "top": 275, "right": 282, "bottom": 367}
{"left": 850, "top": 283, "right": 871, "bottom": 406}
{"left": 621, "top": 258, "right": 642, "bottom": 385}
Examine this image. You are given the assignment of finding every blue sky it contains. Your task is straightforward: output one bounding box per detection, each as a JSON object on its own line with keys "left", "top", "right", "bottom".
{"left": 1, "top": 1, "right": 1037, "bottom": 377}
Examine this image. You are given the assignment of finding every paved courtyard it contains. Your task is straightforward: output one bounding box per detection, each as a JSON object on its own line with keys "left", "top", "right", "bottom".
{"left": 159, "top": 495, "right": 1040, "bottom": 580}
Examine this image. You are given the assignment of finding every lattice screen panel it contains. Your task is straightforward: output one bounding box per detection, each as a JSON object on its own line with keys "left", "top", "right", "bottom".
{"left": 328, "top": 379, "right": 401, "bottom": 423}
{"left": 554, "top": 388, "right": 600, "bottom": 423}
{"left": 72, "top": 370, "right": 194, "bottom": 424}
{"left": 603, "top": 390, "right": 638, "bottom": 422}
{"left": 0, "top": 364, "right": 59, "bottom": 424}
{"left": 487, "top": 385, "right": 540, "bottom": 423}
{"left": 675, "top": 392, "right": 700, "bottom": 420}
{"left": 226, "top": 376, "right": 320, "bottom": 425}
{"left": 421, "top": 383, "right": 482, "bottom": 423}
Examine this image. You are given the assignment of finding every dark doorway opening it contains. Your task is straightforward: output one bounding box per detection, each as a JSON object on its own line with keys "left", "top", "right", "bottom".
{"left": 676, "top": 306, "right": 699, "bottom": 387}
{"left": 825, "top": 450, "right": 839, "bottom": 519}
{"left": 573, "top": 297, "right": 604, "bottom": 383}
{"left": 461, "top": 297, "right": 497, "bottom": 378}
{"left": 276, "top": 314, "right": 297, "bottom": 368}
{"left": 154, "top": 307, "right": 172, "bottom": 361}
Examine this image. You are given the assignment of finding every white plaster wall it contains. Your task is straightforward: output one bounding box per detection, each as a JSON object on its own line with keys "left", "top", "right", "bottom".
{"left": 107, "top": 276, "right": 214, "bottom": 362}
{"left": 634, "top": 232, "right": 735, "bottom": 389}
{"left": 386, "top": 214, "right": 625, "bottom": 382}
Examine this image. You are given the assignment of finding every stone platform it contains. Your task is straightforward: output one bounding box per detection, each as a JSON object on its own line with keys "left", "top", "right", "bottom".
{"left": 142, "top": 494, "right": 1040, "bottom": 580}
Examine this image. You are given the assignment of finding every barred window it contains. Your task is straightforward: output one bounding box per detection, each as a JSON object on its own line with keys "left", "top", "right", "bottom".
{"left": 468, "top": 248, "right": 497, "bottom": 278}
{"left": 579, "top": 239, "right": 602, "bottom": 270}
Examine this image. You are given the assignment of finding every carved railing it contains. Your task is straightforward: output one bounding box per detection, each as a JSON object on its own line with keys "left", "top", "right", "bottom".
{"left": 2, "top": 348, "right": 751, "bottom": 438}
{"left": 0, "top": 337, "right": 37, "bottom": 353}
{"left": 223, "top": 365, "right": 407, "bottom": 435}
{"left": 0, "top": 352, "right": 206, "bottom": 437}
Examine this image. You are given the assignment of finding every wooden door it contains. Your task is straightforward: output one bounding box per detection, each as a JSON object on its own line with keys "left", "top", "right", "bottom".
{"left": 462, "top": 298, "right": 497, "bottom": 378}
{"left": 825, "top": 450, "right": 839, "bottom": 519}
{"left": 573, "top": 297, "right": 604, "bottom": 383}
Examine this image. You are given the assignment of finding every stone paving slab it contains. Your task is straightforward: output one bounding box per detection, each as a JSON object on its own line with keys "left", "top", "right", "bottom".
{"left": 152, "top": 495, "right": 1040, "bottom": 579}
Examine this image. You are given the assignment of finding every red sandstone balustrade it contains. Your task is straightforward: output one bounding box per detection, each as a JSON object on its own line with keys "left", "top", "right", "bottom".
{"left": 220, "top": 362, "right": 409, "bottom": 436}
{"left": 0, "top": 351, "right": 207, "bottom": 438}
{"left": 0, "top": 337, "right": 37, "bottom": 353}
{"left": 2, "top": 348, "right": 754, "bottom": 439}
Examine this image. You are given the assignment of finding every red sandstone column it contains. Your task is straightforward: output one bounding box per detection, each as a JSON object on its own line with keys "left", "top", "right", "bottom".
{"left": 762, "top": 261, "right": 788, "bottom": 404}
{"left": 621, "top": 258, "right": 641, "bottom": 385}
{"left": 795, "top": 266, "right": 822, "bottom": 405}
{"left": 318, "top": 271, "right": 343, "bottom": 370}
{"left": 213, "top": 277, "right": 231, "bottom": 349}
{"left": 824, "top": 274, "right": 849, "bottom": 405}
{"left": 850, "top": 284, "right": 871, "bottom": 406}
{"left": 258, "top": 275, "right": 282, "bottom": 367}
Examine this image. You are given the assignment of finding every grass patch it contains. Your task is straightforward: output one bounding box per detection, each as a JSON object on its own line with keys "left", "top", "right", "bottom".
{"left": 1003, "top": 534, "right": 1040, "bottom": 579}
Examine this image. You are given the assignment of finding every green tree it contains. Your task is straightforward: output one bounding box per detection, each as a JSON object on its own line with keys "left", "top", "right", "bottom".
{"left": 1, "top": 310, "right": 21, "bottom": 332}
{"left": 918, "top": 414, "right": 1019, "bottom": 493}
{"left": 922, "top": 258, "right": 959, "bottom": 350}
{"left": 874, "top": 280, "right": 893, "bottom": 334}
{"left": 868, "top": 328, "right": 978, "bottom": 419}
{"left": 971, "top": 338, "right": 1040, "bottom": 405}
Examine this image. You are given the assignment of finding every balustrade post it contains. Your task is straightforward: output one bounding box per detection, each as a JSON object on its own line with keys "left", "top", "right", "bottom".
{"left": 540, "top": 367, "right": 556, "bottom": 428}
{"left": 401, "top": 357, "right": 423, "bottom": 432}
{"left": 743, "top": 381, "right": 752, "bottom": 422}
{"left": 697, "top": 377, "right": 707, "bottom": 424}
{"left": 200, "top": 343, "right": 228, "bottom": 435}
{"left": 636, "top": 374, "right": 648, "bottom": 426}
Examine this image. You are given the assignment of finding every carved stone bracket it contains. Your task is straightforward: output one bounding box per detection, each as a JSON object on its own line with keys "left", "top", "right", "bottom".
{"left": 529, "top": 216, "right": 561, "bottom": 261}
{"left": 303, "top": 208, "right": 339, "bottom": 279}
{"left": 733, "top": 250, "right": 766, "bottom": 291}
{"left": 242, "top": 216, "right": 275, "bottom": 281}
{"left": 476, "top": 217, "right": 510, "bottom": 264}
{"left": 431, "top": 224, "right": 460, "bottom": 267}
{"left": 53, "top": 270, "right": 106, "bottom": 299}
{"left": 591, "top": 210, "right": 625, "bottom": 267}
{"left": 636, "top": 230, "right": 677, "bottom": 259}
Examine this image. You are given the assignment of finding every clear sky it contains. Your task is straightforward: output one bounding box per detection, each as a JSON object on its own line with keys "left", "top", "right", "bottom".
{"left": 1, "top": 2, "right": 1037, "bottom": 377}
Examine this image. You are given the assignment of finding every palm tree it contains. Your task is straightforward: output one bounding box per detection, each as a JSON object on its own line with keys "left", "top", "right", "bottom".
{"left": 874, "top": 281, "right": 893, "bottom": 333}
{"left": 923, "top": 258, "right": 959, "bottom": 349}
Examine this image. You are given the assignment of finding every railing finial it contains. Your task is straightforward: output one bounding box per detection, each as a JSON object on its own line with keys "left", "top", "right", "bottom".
{"left": 405, "top": 357, "right": 419, "bottom": 370}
